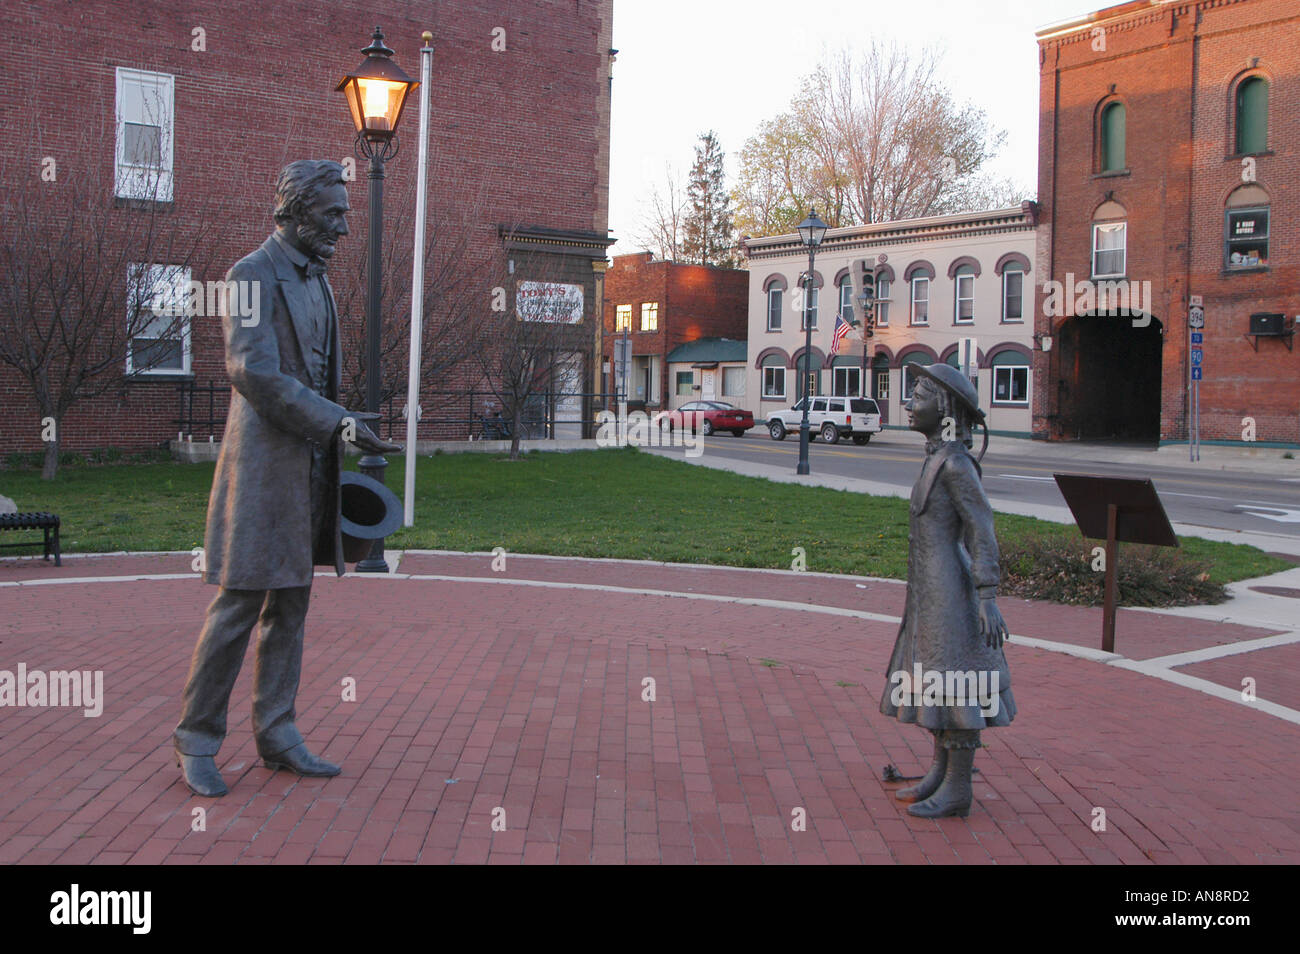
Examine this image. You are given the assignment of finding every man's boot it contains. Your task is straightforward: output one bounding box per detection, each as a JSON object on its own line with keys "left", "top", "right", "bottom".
{"left": 262, "top": 742, "right": 340, "bottom": 777}
{"left": 176, "top": 746, "right": 228, "bottom": 797}
{"left": 896, "top": 732, "right": 947, "bottom": 803}
{"left": 907, "top": 731, "right": 977, "bottom": 818}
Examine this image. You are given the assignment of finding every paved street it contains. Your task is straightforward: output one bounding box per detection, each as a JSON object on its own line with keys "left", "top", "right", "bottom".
{"left": 1, "top": 551, "right": 1297, "bottom": 864}
{"left": 652, "top": 429, "right": 1300, "bottom": 543}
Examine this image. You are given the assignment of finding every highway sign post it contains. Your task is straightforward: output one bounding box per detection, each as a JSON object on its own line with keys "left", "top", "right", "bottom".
{"left": 1188, "top": 298, "right": 1204, "bottom": 462}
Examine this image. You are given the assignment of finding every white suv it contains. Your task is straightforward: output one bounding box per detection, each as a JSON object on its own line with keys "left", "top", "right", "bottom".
{"left": 767, "top": 396, "right": 883, "bottom": 445}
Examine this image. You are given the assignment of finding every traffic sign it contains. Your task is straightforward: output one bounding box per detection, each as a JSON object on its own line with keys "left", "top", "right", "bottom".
{"left": 1191, "top": 332, "right": 1203, "bottom": 344}
{"left": 1192, "top": 366, "right": 1202, "bottom": 380}
{"left": 1191, "top": 349, "right": 1203, "bottom": 365}
{"left": 1189, "top": 306, "right": 1205, "bottom": 329}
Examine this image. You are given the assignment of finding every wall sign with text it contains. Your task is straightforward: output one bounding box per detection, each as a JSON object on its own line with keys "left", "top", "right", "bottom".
{"left": 517, "top": 281, "right": 584, "bottom": 323}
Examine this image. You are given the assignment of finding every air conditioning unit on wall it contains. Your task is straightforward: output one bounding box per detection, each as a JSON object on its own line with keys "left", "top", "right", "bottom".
{"left": 1249, "top": 313, "right": 1285, "bottom": 336}
{"left": 1245, "top": 312, "right": 1295, "bottom": 352}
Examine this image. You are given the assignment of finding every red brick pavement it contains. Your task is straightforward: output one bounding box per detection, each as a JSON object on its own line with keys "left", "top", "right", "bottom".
{"left": 0, "top": 552, "right": 1297, "bottom": 864}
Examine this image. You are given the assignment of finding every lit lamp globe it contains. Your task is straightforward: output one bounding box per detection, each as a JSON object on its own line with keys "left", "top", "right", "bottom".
{"left": 336, "top": 27, "right": 418, "bottom": 142}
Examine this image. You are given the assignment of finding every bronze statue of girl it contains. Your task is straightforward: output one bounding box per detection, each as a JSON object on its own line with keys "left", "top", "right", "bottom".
{"left": 879, "top": 363, "right": 1015, "bottom": 818}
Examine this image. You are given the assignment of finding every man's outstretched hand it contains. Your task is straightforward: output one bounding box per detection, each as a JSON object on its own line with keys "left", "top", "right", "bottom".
{"left": 339, "top": 412, "right": 403, "bottom": 455}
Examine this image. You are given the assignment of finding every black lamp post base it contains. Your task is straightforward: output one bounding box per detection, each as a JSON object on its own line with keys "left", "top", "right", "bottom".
{"left": 355, "top": 452, "right": 390, "bottom": 573}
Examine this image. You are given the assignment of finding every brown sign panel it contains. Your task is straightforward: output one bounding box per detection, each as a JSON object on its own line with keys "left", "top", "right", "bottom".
{"left": 1052, "top": 474, "right": 1179, "bottom": 548}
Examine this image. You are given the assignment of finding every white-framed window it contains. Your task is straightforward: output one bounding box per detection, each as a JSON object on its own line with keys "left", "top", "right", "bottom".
{"left": 115, "top": 68, "right": 175, "bottom": 202}
{"left": 993, "top": 366, "right": 1029, "bottom": 404}
{"left": 838, "top": 278, "right": 854, "bottom": 319}
{"left": 910, "top": 277, "right": 929, "bottom": 325}
{"left": 640, "top": 302, "right": 659, "bottom": 332}
{"left": 615, "top": 304, "right": 631, "bottom": 332}
{"left": 675, "top": 370, "right": 694, "bottom": 396}
{"left": 1092, "top": 222, "right": 1126, "bottom": 278}
{"left": 126, "top": 263, "right": 191, "bottom": 375}
{"left": 954, "top": 270, "right": 975, "bottom": 324}
{"left": 799, "top": 285, "right": 819, "bottom": 331}
{"left": 1002, "top": 270, "right": 1024, "bottom": 322}
{"left": 832, "top": 366, "right": 862, "bottom": 397}
{"left": 722, "top": 366, "right": 745, "bottom": 397}
{"left": 876, "top": 278, "right": 890, "bottom": 327}
{"left": 763, "top": 365, "right": 786, "bottom": 398}
{"left": 767, "top": 287, "right": 783, "bottom": 331}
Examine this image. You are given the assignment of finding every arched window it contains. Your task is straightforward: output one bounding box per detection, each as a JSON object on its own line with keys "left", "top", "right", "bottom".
{"left": 837, "top": 274, "right": 854, "bottom": 321}
{"left": 1100, "top": 101, "right": 1126, "bottom": 172}
{"left": 1236, "top": 76, "right": 1268, "bottom": 155}
{"left": 763, "top": 275, "right": 787, "bottom": 332}
{"left": 801, "top": 286, "right": 820, "bottom": 331}
{"left": 953, "top": 265, "right": 976, "bottom": 324}
{"left": 910, "top": 277, "right": 929, "bottom": 325}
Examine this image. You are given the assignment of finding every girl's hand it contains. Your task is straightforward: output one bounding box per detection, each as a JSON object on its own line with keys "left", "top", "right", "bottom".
{"left": 980, "top": 597, "right": 1009, "bottom": 649}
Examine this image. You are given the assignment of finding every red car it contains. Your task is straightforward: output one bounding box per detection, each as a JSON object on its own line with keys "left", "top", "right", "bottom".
{"left": 667, "top": 401, "right": 755, "bottom": 437}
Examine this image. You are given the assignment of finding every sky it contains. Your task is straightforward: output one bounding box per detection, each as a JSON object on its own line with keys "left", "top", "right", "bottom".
{"left": 608, "top": 0, "right": 1098, "bottom": 255}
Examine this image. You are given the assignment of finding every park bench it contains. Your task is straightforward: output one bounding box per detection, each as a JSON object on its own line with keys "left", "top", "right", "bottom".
{"left": 0, "top": 512, "right": 62, "bottom": 566}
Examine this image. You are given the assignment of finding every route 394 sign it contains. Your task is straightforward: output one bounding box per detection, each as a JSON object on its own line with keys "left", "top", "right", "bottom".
{"left": 1188, "top": 305, "right": 1205, "bottom": 329}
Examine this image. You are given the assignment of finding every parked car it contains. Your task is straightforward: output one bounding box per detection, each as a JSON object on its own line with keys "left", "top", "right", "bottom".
{"left": 767, "top": 396, "right": 883, "bottom": 445}
{"left": 667, "top": 401, "right": 755, "bottom": 437}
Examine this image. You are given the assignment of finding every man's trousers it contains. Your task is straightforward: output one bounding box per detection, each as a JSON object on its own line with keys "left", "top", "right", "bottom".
{"left": 174, "top": 585, "right": 312, "bottom": 758}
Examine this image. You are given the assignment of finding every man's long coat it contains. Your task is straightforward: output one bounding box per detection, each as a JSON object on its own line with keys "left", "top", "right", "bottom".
{"left": 202, "top": 235, "right": 348, "bottom": 589}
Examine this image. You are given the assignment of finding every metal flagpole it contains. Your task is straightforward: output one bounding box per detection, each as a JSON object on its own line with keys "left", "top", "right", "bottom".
{"left": 403, "top": 31, "right": 434, "bottom": 526}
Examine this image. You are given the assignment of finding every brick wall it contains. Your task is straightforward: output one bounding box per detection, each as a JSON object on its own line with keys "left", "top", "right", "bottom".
{"left": 1036, "top": 0, "right": 1300, "bottom": 443}
{"left": 0, "top": 0, "right": 614, "bottom": 454}
{"left": 600, "top": 252, "right": 748, "bottom": 404}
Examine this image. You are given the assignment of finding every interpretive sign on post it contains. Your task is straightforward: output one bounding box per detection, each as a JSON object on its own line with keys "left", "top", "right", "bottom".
{"left": 1053, "top": 474, "right": 1178, "bottom": 654}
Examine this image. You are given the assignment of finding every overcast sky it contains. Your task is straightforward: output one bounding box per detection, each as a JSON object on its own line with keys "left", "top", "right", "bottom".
{"left": 608, "top": 0, "right": 1097, "bottom": 254}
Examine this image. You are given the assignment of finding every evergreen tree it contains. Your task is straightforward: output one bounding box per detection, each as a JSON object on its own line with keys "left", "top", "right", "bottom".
{"left": 681, "top": 131, "right": 738, "bottom": 268}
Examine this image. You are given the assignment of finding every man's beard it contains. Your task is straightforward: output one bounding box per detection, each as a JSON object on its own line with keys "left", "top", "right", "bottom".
{"left": 297, "top": 219, "right": 340, "bottom": 260}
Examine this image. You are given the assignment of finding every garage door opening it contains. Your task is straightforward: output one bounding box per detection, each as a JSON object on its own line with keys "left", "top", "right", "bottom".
{"left": 1054, "top": 314, "right": 1163, "bottom": 442}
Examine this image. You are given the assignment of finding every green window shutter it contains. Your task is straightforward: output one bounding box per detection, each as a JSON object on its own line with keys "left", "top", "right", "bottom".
{"left": 1102, "top": 103, "right": 1126, "bottom": 172}
{"left": 1236, "top": 78, "right": 1268, "bottom": 155}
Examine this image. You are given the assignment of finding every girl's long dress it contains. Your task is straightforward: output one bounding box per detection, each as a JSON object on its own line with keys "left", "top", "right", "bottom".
{"left": 879, "top": 442, "right": 1016, "bottom": 730}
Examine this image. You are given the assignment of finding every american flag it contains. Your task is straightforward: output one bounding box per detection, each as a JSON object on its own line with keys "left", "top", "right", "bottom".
{"left": 830, "top": 315, "right": 852, "bottom": 355}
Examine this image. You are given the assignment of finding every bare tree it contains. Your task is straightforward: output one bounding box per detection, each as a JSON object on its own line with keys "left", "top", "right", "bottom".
{"left": 0, "top": 115, "right": 212, "bottom": 479}
{"left": 332, "top": 183, "right": 499, "bottom": 429}
{"left": 632, "top": 162, "right": 687, "bottom": 261}
{"left": 470, "top": 241, "right": 590, "bottom": 460}
{"left": 733, "top": 41, "right": 1028, "bottom": 238}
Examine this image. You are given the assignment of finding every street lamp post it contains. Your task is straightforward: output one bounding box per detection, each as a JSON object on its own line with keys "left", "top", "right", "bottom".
{"left": 795, "top": 209, "right": 827, "bottom": 476}
{"left": 337, "top": 27, "right": 418, "bottom": 572}
{"left": 856, "top": 268, "right": 876, "bottom": 401}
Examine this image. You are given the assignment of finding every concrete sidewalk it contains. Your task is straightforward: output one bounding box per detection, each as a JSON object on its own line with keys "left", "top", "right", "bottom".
{"left": 881, "top": 426, "right": 1300, "bottom": 476}
{"left": 1, "top": 551, "right": 1297, "bottom": 864}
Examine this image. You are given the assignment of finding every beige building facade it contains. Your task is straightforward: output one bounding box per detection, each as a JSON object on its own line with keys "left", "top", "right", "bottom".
{"left": 742, "top": 204, "right": 1039, "bottom": 436}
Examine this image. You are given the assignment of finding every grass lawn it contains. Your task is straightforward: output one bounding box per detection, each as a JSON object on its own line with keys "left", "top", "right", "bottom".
{"left": 1, "top": 447, "right": 1290, "bottom": 587}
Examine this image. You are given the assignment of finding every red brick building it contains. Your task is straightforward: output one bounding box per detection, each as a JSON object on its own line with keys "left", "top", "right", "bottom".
{"left": 601, "top": 252, "right": 748, "bottom": 410}
{"left": 0, "top": 0, "right": 615, "bottom": 457}
{"left": 1035, "top": 0, "right": 1299, "bottom": 444}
